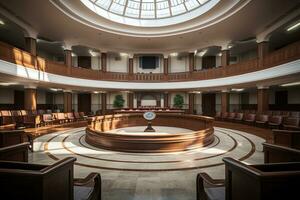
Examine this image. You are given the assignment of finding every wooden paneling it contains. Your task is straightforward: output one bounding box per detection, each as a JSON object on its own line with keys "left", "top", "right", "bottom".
{"left": 257, "top": 88, "right": 269, "bottom": 114}
{"left": 14, "top": 90, "right": 24, "bottom": 110}
{"left": 221, "top": 92, "right": 229, "bottom": 114}
{"left": 78, "top": 93, "right": 91, "bottom": 113}
{"left": 202, "top": 93, "right": 216, "bottom": 117}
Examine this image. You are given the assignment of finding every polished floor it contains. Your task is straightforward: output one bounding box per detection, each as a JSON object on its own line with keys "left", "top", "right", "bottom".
{"left": 29, "top": 126, "right": 265, "bottom": 200}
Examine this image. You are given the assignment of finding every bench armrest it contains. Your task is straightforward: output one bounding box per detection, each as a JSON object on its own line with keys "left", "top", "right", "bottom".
{"left": 74, "top": 173, "right": 101, "bottom": 200}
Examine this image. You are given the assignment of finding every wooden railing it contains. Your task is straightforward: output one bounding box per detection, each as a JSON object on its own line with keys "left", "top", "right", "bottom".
{"left": 0, "top": 40, "right": 299, "bottom": 82}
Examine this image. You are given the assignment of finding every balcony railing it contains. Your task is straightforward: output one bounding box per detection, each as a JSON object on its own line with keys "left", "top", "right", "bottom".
{"left": 0, "top": 40, "right": 299, "bottom": 82}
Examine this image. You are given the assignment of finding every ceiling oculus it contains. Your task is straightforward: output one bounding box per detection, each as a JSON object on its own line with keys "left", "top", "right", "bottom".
{"left": 81, "top": 0, "right": 220, "bottom": 27}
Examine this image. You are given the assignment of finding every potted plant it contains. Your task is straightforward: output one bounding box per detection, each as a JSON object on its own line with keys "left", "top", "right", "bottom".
{"left": 113, "top": 94, "right": 125, "bottom": 108}
{"left": 173, "top": 94, "right": 184, "bottom": 108}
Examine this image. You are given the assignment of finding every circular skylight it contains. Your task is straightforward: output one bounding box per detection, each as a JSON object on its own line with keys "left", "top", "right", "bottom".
{"left": 81, "top": 0, "right": 220, "bottom": 27}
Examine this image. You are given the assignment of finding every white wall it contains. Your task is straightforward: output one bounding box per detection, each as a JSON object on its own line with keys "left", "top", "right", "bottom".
{"left": 195, "top": 93, "right": 202, "bottom": 114}
{"left": 169, "top": 55, "right": 188, "bottom": 73}
{"left": 91, "top": 56, "right": 101, "bottom": 70}
{"left": 72, "top": 56, "right": 78, "bottom": 67}
{"left": 91, "top": 93, "right": 101, "bottom": 113}
{"left": 53, "top": 93, "right": 63, "bottom": 105}
{"left": 288, "top": 87, "right": 300, "bottom": 104}
{"left": 0, "top": 88, "right": 14, "bottom": 104}
{"left": 195, "top": 56, "right": 202, "bottom": 70}
{"left": 107, "top": 54, "right": 128, "bottom": 72}
{"left": 37, "top": 90, "right": 46, "bottom": 104}
{"left": 249, "top": 91, "right": 257, "bottom": 104}
{"left": 215, "top": 93, "right": 221, "bottom": 112}
{"left": 72, "top": 93, "right": 78, "bottom": 112}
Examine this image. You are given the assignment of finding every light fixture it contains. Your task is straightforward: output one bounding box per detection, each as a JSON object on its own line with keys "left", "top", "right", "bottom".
{"left": 0, "top": 19, "right": 5, "bottom": 25}
{"left": 89, "top": 50, "right": 99, "bottom": 57}
{"left": 231, "top": 88, "right": 244, "bottom": 92}
{"left": 93, "top": 91, "right": 99, "bottom": 94}
{"left": 170, "top": 52, "right": 178, "bottom": 57}
{"left": 0, "top": 82, "right": 18, "bottom": 86}
{"left": 217, "top": 53, "right": 222, "bottom": 56}
{"left": 287, "top": 22, "right": 300, "bottom": 32}
{"left": 228, "top": 45, "right": 233, "bottom": 49}
{"left": 120, "top": 52, "right": 128, "bottom": 57}
{"left": 280, "top": 81, "right": 300, "bottom": 87}
{"left": 197, "top": 49, "right": 207, "bottom": 57}
{"left": 71, "top": 52, "right": 77, "bottom": 57}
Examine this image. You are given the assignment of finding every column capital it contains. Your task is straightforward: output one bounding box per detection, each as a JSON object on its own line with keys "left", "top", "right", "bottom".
{"left": 163, "top": 53, "right": 169, "bottom": 59}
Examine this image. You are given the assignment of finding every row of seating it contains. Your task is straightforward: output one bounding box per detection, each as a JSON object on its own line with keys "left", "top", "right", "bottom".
{"left": 215, "top": 111, "right": 300, "bottom": 130}
{"left": 197, "top": 129, "right": 300, "bottom": 200}
{"left": 0, "top": 110, "right": 88, "bottom": 129}
{"left": 240, "top": 110, "right": 300, "bottom": 118}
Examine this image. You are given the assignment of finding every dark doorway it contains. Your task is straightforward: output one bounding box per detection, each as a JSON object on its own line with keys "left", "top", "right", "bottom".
{"left": 14, "top": 90, "right": 24, "bottom": 109}
{"left": 202, "top": 56, "right": 216, "bottom": 69}
{"left": 275, "top": 91, "right": 288, "bottom": 106}
{"left": 78, "top": 56, "right": 91, "bottom": 69}
{"left": 202, "top": 93, "right": 216, "bottom": 117}
{"left": 78, "top": 93, "right": 91, "bottom": 113}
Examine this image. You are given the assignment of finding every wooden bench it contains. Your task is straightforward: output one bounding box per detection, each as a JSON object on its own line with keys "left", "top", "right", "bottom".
{"left": 0, "top": 157, "right": 101, "bottom": 200}
{"left": 197, "top": 157, "right": 300, "bottom": 200}
{"left": 0, "top": 142, "right": 29, "bottom": 162}
{"left": 0, "top": 129, "right": 25, "bottom": 148}
{"left": 272, "top": 129, "right": 300, "bottom": 149}
{"left": 263, "top": 142, "right": 300, "bottom": 163}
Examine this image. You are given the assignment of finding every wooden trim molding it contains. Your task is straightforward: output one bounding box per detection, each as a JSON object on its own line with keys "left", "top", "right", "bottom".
{"left": 85, "top": 113, "right": 214, "bottom": 153}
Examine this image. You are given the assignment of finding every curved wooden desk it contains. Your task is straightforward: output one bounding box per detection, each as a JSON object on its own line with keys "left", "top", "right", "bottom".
{"left": 86, "top": 113, "right": 214, "bottom": 153}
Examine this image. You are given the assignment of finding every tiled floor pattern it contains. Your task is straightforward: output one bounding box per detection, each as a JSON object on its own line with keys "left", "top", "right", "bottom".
{"left": 29, "top": 126, "right": 265, "bottom": 200}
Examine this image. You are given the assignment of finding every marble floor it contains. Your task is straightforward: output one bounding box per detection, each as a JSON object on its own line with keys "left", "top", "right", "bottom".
{"left": 29, "top": 126, "right": 265, "bottom": 200}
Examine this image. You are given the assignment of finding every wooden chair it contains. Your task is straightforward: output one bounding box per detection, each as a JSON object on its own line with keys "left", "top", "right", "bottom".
{"left": 255, "top": 114, "right": 268, "bottom": 127}
{"left": 283, "top": 117, "right": 299, "bottom": 130}
{"left": 197, "top": 157, "right": 300, "bottom": 200}
{"left": 226, "top": 112, "right": 236, "bottom": 121}
{"left": 272, "top": 129, "right": 300, "bottom": 149}
{"left": 23, "top": 111, "right": 41, "bottom": 128}
{"left": 243, "top": 113, "right": 256, "bottom": 124}
{"left": 0, "top": 157, "right": 101, "bottom": 200}
{"left": 268, "top": 115, "right": 283, "bottom": 128}
{"left": 42, "top": 114, "right": 54, "bottom": 126}
{"left": 221, "top": 112, "right": 228, "bottom": 120}
{"left": 233, "top": 113, "right": 243, "bottom": 122}
{"left": 0, "top": 142, "right": 29, "bottom": 162}
{"left": 66, "top": 112, "right": 75, "bottom": 122}
{"left": 263, "top": 142, "right": 300, "bottom": 163}
{"left": 0, "top": 110, "right": 16, "bottom": 129}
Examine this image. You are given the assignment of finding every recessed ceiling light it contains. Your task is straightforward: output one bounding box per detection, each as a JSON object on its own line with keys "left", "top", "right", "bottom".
{"left": 0, "top": 19, "right": 5, "bottom": 25}
{"left": 231, "top": 88, "right": 244, "bottom": 92}
{"left": 280, "top": 81, "right": 300, "bottom": 87}
{"left": 287, "top": 22, "right": 300, "bottom": 32}
{"left": 228, "top": 45, "right": 233, "bottom": 49}
{"left": 0, "top": 82, "right": 17, "bottom": 86}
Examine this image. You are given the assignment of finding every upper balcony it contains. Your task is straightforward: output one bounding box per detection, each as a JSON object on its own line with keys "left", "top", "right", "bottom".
{"left": 0, "top": 40, "right": 299, "bottom": 84}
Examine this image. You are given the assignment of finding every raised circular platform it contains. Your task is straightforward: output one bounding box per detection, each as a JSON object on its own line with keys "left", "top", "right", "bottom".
{"left": 85, "top": 114, "right": 214, "bottom": 153}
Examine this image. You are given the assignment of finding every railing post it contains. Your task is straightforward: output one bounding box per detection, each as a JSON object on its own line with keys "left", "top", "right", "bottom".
{"left": 257, "top": 41, "right": 269, "bottom": 69}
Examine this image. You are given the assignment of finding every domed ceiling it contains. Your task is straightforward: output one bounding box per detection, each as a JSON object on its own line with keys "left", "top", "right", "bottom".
{"left": 81, "top": 0, "right": 219, "bottom": 27}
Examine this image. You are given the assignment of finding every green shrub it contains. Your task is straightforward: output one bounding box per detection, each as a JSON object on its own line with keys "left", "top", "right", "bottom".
{"left": 113, "top": 94, "right": 125, "bottom": 108}
{"left": 173, "top": 94, "right": 184, "bottom": 108}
